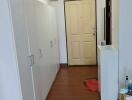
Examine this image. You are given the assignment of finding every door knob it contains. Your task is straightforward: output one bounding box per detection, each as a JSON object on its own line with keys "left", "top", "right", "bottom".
{"left": 93, "top": 33, "right": 96, "bottom": 36}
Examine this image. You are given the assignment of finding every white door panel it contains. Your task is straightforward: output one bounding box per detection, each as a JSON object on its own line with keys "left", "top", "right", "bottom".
{"left": 23, "top": 0, "right": 40, "bottom": 100}
{"left": 9, "top": 0, "right": 35, "bottom": 99}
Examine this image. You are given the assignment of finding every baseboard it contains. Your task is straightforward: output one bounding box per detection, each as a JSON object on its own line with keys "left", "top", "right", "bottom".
{"left": 46, "top": 66, "right": 61, "bottom": 99}
{"left": 60, "top": 57, "right": 67, "bottom": 64}
{"left": 46, "top": 63, "right": 69, "bottom": 99}
{"left": 60, "top": 63, "right": 68, "bottom": 68}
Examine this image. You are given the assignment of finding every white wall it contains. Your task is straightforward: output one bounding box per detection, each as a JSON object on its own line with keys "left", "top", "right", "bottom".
{"left": 56, "top": 1, "right": 68, "bottom": 63}
{"left": 97, "top": 0, "right": 119, "bottom": 47}
{"left": 0, "top": 0, "right": 22, "bottom": 100}
{"left": 97, "top": 0, "right": 105, "bottom": 45}
{"left": 111, "top": 0, "right": 119, "bottom": 47}
{"left": 50, "top": 0, "right": 68, "bottom": 63}
{"left": 119, "top": 0, "right": 132, "bottom": 87}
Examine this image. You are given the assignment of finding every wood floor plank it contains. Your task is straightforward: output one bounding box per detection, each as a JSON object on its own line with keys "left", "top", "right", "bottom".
{"left": 46, "top": 66, "right": 100, "bottom": 100}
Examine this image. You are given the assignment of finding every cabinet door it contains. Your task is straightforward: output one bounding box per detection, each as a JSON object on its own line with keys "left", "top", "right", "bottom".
{"left": 9, "top": 0, "right": 35, "bottom": 100}
{"left": 23, "top": 0, "right": 40, "bottom": 100}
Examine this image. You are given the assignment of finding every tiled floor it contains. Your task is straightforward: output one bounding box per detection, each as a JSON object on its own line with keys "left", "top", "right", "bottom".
{"left": 46, "top": 66, "right": 100, "bottom": 100}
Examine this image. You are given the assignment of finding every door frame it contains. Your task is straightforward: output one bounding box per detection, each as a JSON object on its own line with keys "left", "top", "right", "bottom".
{"left": 64, "top": 0, "right": 98, "bottom": 66}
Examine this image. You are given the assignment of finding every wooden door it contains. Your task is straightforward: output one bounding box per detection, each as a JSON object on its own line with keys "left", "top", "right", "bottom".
{"left": 65, "top": 0, "right": 96, "bottom": 65}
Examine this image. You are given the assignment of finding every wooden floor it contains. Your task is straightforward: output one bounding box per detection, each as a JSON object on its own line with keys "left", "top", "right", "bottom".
{"left": 46, "top": 65, "right": 100, "bottom": 100}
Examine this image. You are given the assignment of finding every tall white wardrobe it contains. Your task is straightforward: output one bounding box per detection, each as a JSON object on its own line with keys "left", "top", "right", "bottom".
{"left": 0, "top": 0, "right": 59, "bottom": 100}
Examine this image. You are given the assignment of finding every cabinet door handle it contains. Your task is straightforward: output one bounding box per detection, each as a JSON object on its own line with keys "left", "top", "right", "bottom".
{"left": 39, "top": 49, "right": 43, "bottom": 58}
{"left": 29, "top": 55, "right": 34, "bottom": 67}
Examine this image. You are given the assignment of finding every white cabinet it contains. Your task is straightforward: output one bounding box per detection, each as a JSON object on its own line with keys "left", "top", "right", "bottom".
{"left": 0, "top": 0, "right": 59, "bottom": 100}
{"left": 98, "top": 45, "right": 118, "bottom": 100}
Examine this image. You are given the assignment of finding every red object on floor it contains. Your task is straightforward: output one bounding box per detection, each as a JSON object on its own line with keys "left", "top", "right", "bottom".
{"left": 84, "top": 79, "right": 99, "bottom": 92}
